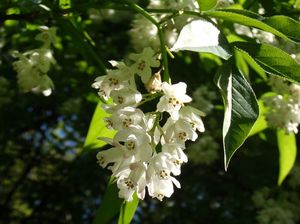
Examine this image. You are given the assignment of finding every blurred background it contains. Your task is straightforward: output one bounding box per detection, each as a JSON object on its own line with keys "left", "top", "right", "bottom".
{"left": 1, "top": 0, "right": 300, "bottom": 223}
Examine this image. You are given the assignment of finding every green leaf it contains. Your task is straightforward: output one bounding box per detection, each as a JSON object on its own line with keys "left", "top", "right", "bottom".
{"left": 92, "top": 180, "right": 123, "bottom": 224}
{"left": 215, "top": 63, "right": 259, "bottom": 169}
{"left": 197, "top": 0, "right": 218, "bottom": 11}
{"left": 92, "top": 180, "right": 139, "bottom": 224}
{"left": 277, "top": 130, "right": 297, "bottom": 185}
{"left": 295, "top": 0, "right": 300, "bottom": 9}
{"left": 232, "top": 42, "right": 300, "bottom": 83}
{"left": 118, "top": 194, "right": 139, "bottom": 224}
{"left": 248, "top": 100, "right": 268, "bottom": 136}
{"left": 205, "top": 9, "right": 300, "bottom": 43}
{"left": 234, "top": 47, "right": 267, "bottom": 81}
{"left": 263, "top": 16, "right": 300, "bottom": 43}
{"left": 171, "top": 19, "right": 232, "bottom": 60}
{"left": 83, "top": 100, "right": 115, "bottom": 152}
{"left": 234, "top": 49, "right": 249, "bottom": 78}
{"left": 59, "top": 0, "right": 71, "bottom": 9}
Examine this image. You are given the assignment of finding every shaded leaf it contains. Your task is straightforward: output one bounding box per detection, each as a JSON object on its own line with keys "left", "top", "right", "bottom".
{"left": 215, "top": 63, "right": 259, "bottom": 169}
{"left": 233, "top": 42, "right": 300, "bottom": 83}
{"left": 92, "top": 180, "right": 123, "bottom": 224}
{"left": 171, "top": 19, "right": 231, "bottom": 60}
{"left": 277, "top": 130, "right": 297, "bottom": 185}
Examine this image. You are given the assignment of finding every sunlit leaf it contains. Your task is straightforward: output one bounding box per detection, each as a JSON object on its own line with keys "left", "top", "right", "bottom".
{"left": 83, "top": 100, "right": 115, "bottom": 152}
{"left": 233, "top": 42, "right": 300, "bottom": 83}
{"left": 205, "top": 9, "right": 300, "bottom": 43}
{"left": 197, "top": 0, "right": 218, "bottom": 11}
{"left": 171, "top": 19, "right": 232, "bottom": 60}
{"left": 248, "top": 100, "right": 268, "bottom": 136}
{"left": 277, "top": 130, "right": 297, "bottom": 185}
{"left": 295, "top": 0, "right": 300, "bottom": 9}
{"left": 263, "top": 15, "right": 300, "bottom": 43}
{"left": 59, "top": 0, "right": 71, "bottom": 9}
{"left": 215, "top": 63, "right": 259, "bottom": 169}
{"left": 234, "top": 49, "right": 249, "bottom": 78}
{"left": 118, "top": 194, "right": 139, "bottom": 224}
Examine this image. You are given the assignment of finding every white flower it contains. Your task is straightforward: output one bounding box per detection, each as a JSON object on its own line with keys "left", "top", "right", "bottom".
{"left": 96, "top": 147, "right": 126, "bottom": 168}
{"left": 42, "top": 88, "right": 52, "bottom": 96}
{"left": 13, "top": 54, "right": 40, "bottom": 91}
{"left": 13, "top": 49, "right": 55, "bottom": 93}
{"left": 114, "top": 127, "right": 153, "bottom": 161}
{"left": 30, "top": 48, "right": 56, "bottom": 73}
{"left": 117, "top": 162, "right": 147, "bottom": 201}
{"left": 117, "top": 111, "right": 157, "bottom": 134}
{"left": 35, "top": 26, "right": 58, "bottom": 47}
{"left": 92, "top": 69, "right": 130, "bottom": 100}
{"left": 92, "top": 46, "right": 207, "bottom": 202}
{"left": 109, "top": 60, "right": 135, "bottom": 80}
{"left": 161, "top": 144, "right": 187, "bottom": 176}
{"left": 129, "top": 15, "right": 160, "bottom": 52}
{"left": 263, "top": 94, "right": 300, "bottom": 134}
{"left": 104, "top": 107, "right": 145, "bottom": 130}
{"left": 150, "top": 0, "right": 198, "bottom": 10}
{"left": 129, "top": 47, "right": 160, "bottom": 84}
{"left": 157, "top": 82, "right": 192, "bottom": 120}
{"left": 98, "top": 127, "right": 152, "bottom": 162}
{"left": 12, "top": 54, "right": 33, "bottom": 75}
{"left": 290, "top": 84, "right": 300, "bottom": 104}
{"left": 269, "top": 76, "right": 289, "bottom": 95}
{"left": 179, "top": 106, "right": 205, "bottom": 132}
{"left": 162, "top": 143, "right": 188, "bottom": 163}
{"left": 262, "top": 76, "right": 300, "bottom": 134}
{"left": 107, "top": 88, "right": 142, "bottom": 112}
{"left": 147, "top": 152, "right": 181, "bottom": 201}
{"left": 163, "top": 117, "right": 198, "bottom": 145}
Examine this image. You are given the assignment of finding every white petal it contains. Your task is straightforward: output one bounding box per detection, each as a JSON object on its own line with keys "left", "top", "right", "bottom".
{"left": 171, "top": 177, "right": 181, "bottom": 189}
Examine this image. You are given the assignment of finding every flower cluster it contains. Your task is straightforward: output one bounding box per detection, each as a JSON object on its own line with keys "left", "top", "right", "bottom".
{"left": 92, "top": 47, "right": 205, "bottom": 201}
{"left": 12, "top": 26, "right": 57, "bottom": 96}
{"left": 263, "top": 76, "right": 300, "bottom": 134}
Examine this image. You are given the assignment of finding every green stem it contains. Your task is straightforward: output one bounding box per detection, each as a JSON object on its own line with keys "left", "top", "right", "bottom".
{"left": 158, "top": 27, "right": 170, "bottom": 82}
{"left": 124, "top": 0, "right": 159, "bottom": 26}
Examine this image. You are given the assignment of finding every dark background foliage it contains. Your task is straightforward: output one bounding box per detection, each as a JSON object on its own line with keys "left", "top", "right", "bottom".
{"left": 0, "top": 0, "right": 299, "bottom": 223}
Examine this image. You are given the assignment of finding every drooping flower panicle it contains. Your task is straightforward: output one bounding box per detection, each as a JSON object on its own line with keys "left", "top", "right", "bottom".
{"left": 12, "top": 26, "right": 57, "bottom": 96}
{"left": 263, "top": 76, "right": 300, "bottom": 134}
{"left": 92, "top": 47, "right": 205, "bottom": 201}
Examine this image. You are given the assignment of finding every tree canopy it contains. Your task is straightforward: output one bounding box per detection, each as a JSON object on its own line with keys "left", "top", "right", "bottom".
{"left": 1, "top": 0, "right": 300, "bottom": 223}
